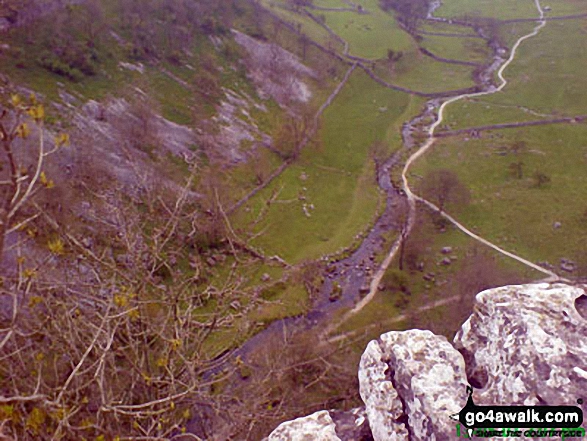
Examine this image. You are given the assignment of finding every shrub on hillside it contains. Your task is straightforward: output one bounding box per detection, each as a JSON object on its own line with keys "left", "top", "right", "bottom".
{"left": 37, "top": 53, "right": 84, "bottom": 82}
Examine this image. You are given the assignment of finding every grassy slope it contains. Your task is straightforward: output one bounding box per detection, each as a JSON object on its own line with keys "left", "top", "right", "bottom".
{"left": 418, "top": 20, "right": 478, "bottom": 34}
{"left": 419, "top": 34, "right": 491, "bottom": 63}
{"left": 412, "top": 123, "right": 587, "bottom": 268}
{"left": 444, "top": 20, "right": 587, "bottom": 126}
{"left": 374, "top": 52, "right": 477, "bottom": 92}
{"left": 540, "top": 0, "right": 587, "bottom": 16}
{"left": 313, "top": 0, "right": 350, "bottom": 7}
{"left": 435, "top": 0, "right": 538, "bottom": 20}
{"left": 260, "top": 0, "right": 344, "bottom": 50}
{"left": 320, "top": 0, "right": 414, "bottom": 59}
{"left": 234, "top": 70, "right": 420, "bottom": 264}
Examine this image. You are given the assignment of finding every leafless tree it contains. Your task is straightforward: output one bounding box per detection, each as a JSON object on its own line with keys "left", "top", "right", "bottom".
{"left": 223, "top": 328, "right": 360, "bottom": 440}
{"left": 274, "top": 110, "right": 316, "bottom": 161}
{"left": 0, "top": 167, "right": 245, "bottom": 439}
{"left": 420, "top": 169, "right": 471, "bottom": 212}
{"left": 0, "top": 94, "right": 65, "bottom": 262}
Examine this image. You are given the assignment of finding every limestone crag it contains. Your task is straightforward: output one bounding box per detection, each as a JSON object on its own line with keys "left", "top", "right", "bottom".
{"left": 454, "top": 283, "right": 587, "bottom": 406}
{"left": 267, "top": 283, "right": 587, "bottom": 440}
{"left": 359, "top": 330, "right": 469, "bottom": 441}
{"left": 359, "top": 338, "right": 409, "bottom": 441}
{"left": 267, "top": 408, "right": 372, "bottom": 441}
{"left": 267, "top": 410, "right": 342, "bottom": 441}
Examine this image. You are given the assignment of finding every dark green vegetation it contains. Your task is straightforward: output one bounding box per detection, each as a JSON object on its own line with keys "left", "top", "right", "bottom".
{"left": 0, "top": 0, "right": 260, "bottom": 121}
{"left": 380, "top": 0, "right": 430, "bottom": 32}
{"left": 1, "top": 0, "right": 587, "bottom": 439}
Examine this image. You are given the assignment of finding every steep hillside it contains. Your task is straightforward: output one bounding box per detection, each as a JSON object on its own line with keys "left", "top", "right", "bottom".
{"left": 1, "top": 0, "right": 587, "bottom": 439}
{"left": 0, "top": 1, "right": 350, "bottom": 438}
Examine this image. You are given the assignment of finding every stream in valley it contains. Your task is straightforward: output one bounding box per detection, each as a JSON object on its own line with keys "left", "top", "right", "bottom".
{"left": 190, "top": 0, "right": 549, "bottom": 434}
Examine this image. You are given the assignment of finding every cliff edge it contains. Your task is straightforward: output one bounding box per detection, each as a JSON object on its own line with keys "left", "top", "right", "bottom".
{"left": 268, "top": 283, "right": 587, "bottom": 440}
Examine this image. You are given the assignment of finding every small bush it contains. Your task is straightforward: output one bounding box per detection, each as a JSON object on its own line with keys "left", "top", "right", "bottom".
{"left": 382, "top": 269, "right": 410, "bottom": 293}
{"left": 37, "top": 53, "right": 84, "bottom": 82}
{"left": 260, "top": 281, "right": 287, "bottom": 300}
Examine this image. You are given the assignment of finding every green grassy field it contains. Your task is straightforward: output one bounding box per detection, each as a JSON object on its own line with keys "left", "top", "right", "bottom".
{"left": 419, "top": 33, "right": 491, "bottom": 63}
{"left": 498, "top": 21, "right": 540, "bottom": 48}
{"left": 233, "top": 70, "right": 423, "bottom": 264}
{"left": 319, "top": 0, "right": 415, "bottom": 59}
{"left": 438, "top": 97, "right": 552, "bottom": 132}
{"left": 313, "top": 0, "right": 350, "bottom": 7}
{"left": 411, "top": 123, "right": 587, "bottom": 268}
{"left": 373, "top": 51, "right": 477, "bottom": 92}
{"left": 418, "top": 20, "right": 480, "bottom": 35}
{"left": 260, "top": 0, "right": 345, "bottom": 50}
{"left": 443, "top": 19, "right": 587, "bottom": 129}
{"left": 492, "top": 21, "right": 587, "bottom": 115}
{"left": 435, "top": 0, "right": 539, "bottom": 20}
{"left": 540, "top": 0, "right": 587, "bottom": 16}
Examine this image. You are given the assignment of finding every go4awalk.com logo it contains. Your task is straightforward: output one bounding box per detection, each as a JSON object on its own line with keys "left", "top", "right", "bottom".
{"left": 451, "top": 387, "right": 585, "bottom": 439}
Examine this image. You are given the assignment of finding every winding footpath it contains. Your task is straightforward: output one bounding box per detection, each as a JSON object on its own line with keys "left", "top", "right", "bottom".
{"left": 328, "top": 0, "right": 566, "bottom": 333}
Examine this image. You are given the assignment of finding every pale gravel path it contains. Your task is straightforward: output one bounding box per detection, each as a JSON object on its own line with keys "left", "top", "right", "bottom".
{"left": 324, "top": 294, "right": 462, "bottom": 345}
{"left": 325, "top": 0, "right": 565, "bottom": 336}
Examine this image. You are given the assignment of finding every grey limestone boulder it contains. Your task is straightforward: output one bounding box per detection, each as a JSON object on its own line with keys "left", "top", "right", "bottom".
{"left": 454, "top": 283, "right": 587, "bottom": 407}
{"left": 268, "top": 410, "right": 342, "bottom": 441}
{"left": 269, "top": 283, "right": 587, "bottom": 441}
{"left": 359, "top": 329, "right": 468, "bottom": 441}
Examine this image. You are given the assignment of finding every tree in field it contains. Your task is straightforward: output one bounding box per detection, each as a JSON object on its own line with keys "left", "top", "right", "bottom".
{"left": 380, "top": 0, "right": 430, "bottom": 33}
{"left": 420, "top": 169, "right": 470, "bottom": 212}
{"left": 252, "top": 148, "right": 273, "bottom": 185}
{"left": 386, "top": 49, "right": 403, "bottom": 72}
{"left": 274, "top": 110, "right": 316, "bottom": 161}
{"left": 508, "top": 161, "right": 524, "bottom": 179}
{"left": 509, "top": 140, "right": 527, "bottom": 155}
{"left": 533, "top": 170, "right": 551, "bottom": 188}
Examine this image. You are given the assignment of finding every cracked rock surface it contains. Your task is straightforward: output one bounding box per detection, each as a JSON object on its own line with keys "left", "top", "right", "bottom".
{"left": 267, "top": 410, "right": 342, "bottom": 441}
{"left": 268, "top": 284, "right": 587, "bottom": 440}
{"left": 359, "top": 329, "right": 468, "bottom": 441}
{"left": 454, "top": 283, "right": 587, "bottom": 406}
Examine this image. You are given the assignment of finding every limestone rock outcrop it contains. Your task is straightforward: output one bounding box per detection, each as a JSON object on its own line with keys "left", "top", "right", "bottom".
{"left": 267, "top": 410, "right": 341, "bottom": 441}
{"left": 359, "top": 330, "right": 468, "bottom": 441}
{"left": 267, "top": 408, "right": 372, "bottom": 441}
{"left": 454, "top": 283, "right": 587, "bottom": 406}
{"left": 267, "top": 283, "right": 587, "bottom": 440}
